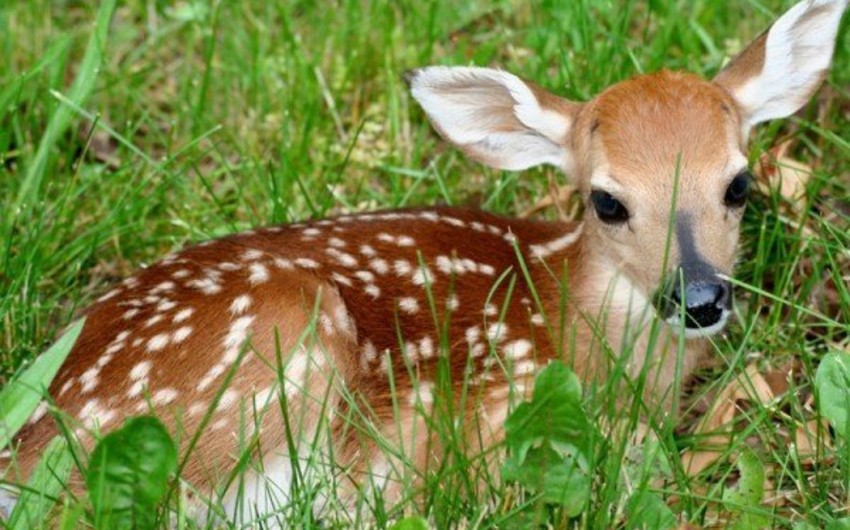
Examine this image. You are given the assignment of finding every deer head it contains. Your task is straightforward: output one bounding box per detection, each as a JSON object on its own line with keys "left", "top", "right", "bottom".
{"left": 408, "top": 0, "right": 848, "bottom": 339}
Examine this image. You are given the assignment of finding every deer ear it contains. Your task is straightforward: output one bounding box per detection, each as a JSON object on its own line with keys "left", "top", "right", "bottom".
{"left": 715, "top": 0, "right": 849, "bottom": 130}
{"left": 407, "top": 66, "right": 579, "bottom": 171}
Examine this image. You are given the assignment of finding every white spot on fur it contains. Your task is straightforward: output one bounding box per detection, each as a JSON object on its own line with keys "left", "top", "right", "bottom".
{"left": 122, "top": 308, "right": 141, "bottom": 320}
{"left": 156, "top": 299, "right": 177, "bottom": 313}
{"left": 327, "top": 248, "right": 359, "bottom": 268}
{"left": 364, "top": 284, "right": 381, "bottom": 299}
{"left": 241, "top": 249, "right": 264, "bottom": 261}
{"left": 369, "top": 258, "right": 390, "bottom": 275}
{"left": 172, "top": 269, "right": 191, "bottom": 279}
{"left": 29, "top": 401, "right": 49, "bottom": 425}
{"left": 230, "top": 294, "right": 252, "bottom": 316}
{"left": 360, "top": 244, "right": 377, "bottom": 257}
{"left": 172, "top": 326, "right": 193, "bottom": 343}
{"left": 446, "top": 294, "right": 460, "bottom": 311}
{"left": 487, "top": 323, "right": 508, "bottom": 342}
{"left": 503, "top": 339, "right": 533, "bottom": 359}
{"left": 354, "top": 270, "right": 375, "bottom": 283}
{"left": 130, "top": 361, "right": 152, "bottom": 380}
{"left": 274, "top": 257, "right": 294, "bottom": 270}
{"left": 328, "top": 237, "right": 346, "bottom": 248}
{"left": 442, "top": 216, "right": 465, "bottom": 228}
{"left": 514, "top": 360, "right": 537, "bottom": 376}
{"left": 393, "top": 259, "right": 412, "bottom": 276}
{"left": 248, "top": 263, "right": 270, "bottom": 285}
{"left": 399, "top": 297, "right": 420, "bottom": 314}
{"left": 144, "top": 314, "right": 164, "bottom": 328}
{"left": 152, "top": 388, "right": 179, "bottom": 406}
{"left": 150, "top": 281, "right": 175, "bottom": 294}
{"left": 411, "top": 265, "right": 434, "bottom": 286}
{"left": 478, "top": 263, "right": 496, "bottom": 276}
{"left": 531, "top": 313, "right": 545, "bottom": 326}
{"left": 217, "top": 389, "right": 239, "bottom": 411}
{"left": 218, "top": 262, "right": 242, "bottom": 271}
{"left": 331, "top": 272, "right": 353, "bottom": 287}
{"left": 79, "top": 368, "right": 100, "bottom": 394}
{"left": 409, "top": 381, "right": 434, "bottom": 405}
{"left": 189, "top": 277, "right": 222, "bottom": 295}
{"left": 529, "top": 226, "right": 583, "bottom": 258}
{"left": 173, "top": 307, "right": 194, "bottom": 323}
{"left": 147, "top": 333, "right": 170, "bottom": 352}
{"left": 294, "top": 258, "right": 320, "bottom": 269}
{"left": 419, "top": 336, "right": 435, "bottom": 359}
{"left": 97, "top": 288, "right": 121, "bottom": 303}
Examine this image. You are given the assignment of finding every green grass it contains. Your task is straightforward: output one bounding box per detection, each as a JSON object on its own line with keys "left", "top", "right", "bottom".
{"left": 1, "top": 0, "right": 849, "bottom": 528}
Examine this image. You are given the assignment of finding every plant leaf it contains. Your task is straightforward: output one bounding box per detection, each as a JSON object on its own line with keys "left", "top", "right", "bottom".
{"left": 390, "top": 516, "right": 431, "bottom": 530}
{"left": 815, "top": 352, "right": 850, "bottom": 439}
{"left": 723, "top": 449, "right": 769, "bottom": 530}
{"left": 0, "top": 318, "right": 85, "bottom": 448}
{"left": 501, "top": 361, "right": 594, "bottom": 516}
{"left": 85, "top": 416, "right": 177, "bottom": 530}
{"left": 625, "top": 491, "right": 676, "bottom": 530}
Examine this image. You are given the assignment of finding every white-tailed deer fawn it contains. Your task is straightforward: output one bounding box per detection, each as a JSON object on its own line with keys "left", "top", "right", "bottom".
{"left": 4, "top": 0, "right": 848, "bottom": 524}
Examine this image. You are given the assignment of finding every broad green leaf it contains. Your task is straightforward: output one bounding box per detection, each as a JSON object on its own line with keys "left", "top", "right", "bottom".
{"left": 503, "top": 361, "right": 591, "bottom": 464}
{"left": 622, "top": 432, "right": 674, "bottom": 496}
{"left": 723, "top": 449, "right": 769, "bottom": 530}
{"left": 816, "top": 352, "right": 850, "bottom": 439}
{"left": 0, "top": 318, "right": 85, "bottom": 448}
{"left": 827, "top": 519, "right": 850, "bottom": 530}
{"left": 85, "top": 416, "right": 177, "bottom": 530}
{"left": 501, "top": 361, "right": 595, "bottom": 516}
{"left": 502, "top": 444, "right": 590, "bottom": 513}
{"left": 7, "top": 437, "right": 74, "bottom": 530}
{"left": 625, "top": 491, "right": 676, "bottom": 530}
{"left": 390, "top": 516, "right": 431, "bottom": 530}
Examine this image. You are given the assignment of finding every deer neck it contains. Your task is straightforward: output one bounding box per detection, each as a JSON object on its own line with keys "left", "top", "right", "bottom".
{"left": 529, "top": 231, "right": 707, "bottom": 406}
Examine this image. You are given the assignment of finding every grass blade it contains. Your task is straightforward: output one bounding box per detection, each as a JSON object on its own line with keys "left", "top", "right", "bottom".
{"left": 0, "top": 318, "right": 85, "bottom": 448}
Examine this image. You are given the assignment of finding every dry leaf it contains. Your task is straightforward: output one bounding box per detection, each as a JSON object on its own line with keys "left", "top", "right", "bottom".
{"left": 520, "top": 180, "right": 579, "bottom": 220}
{"left": 754, "top": 140, "right": 814, "bottom": 210}
{"left": 682, "top": 364, "right": 776, "bottom": 476}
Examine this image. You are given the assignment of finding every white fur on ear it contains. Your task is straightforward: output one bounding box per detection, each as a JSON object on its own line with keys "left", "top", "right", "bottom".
{"left": 731, "top": 0, "right": 848, "bottom": 126}
{"left": 408, "top": 66, "right": 576, "bottom": 171}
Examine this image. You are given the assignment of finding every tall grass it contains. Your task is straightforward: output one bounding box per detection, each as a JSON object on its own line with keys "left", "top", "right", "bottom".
{"left": 1, "top": 0, "right": 849, "bottom": 527}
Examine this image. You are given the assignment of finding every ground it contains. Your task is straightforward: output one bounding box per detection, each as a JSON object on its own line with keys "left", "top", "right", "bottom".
{"left": 1, "top": 0, "right": 849, "bottom": 528}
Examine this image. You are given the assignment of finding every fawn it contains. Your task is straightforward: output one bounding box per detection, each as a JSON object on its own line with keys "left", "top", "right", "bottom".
{"left": 3, "top": 0, "right": 848, "bottom": 524}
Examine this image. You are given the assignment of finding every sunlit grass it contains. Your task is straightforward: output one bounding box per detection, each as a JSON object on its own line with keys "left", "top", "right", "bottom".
{"left": 1, "top": 0, "right": 849, "bottom": 527}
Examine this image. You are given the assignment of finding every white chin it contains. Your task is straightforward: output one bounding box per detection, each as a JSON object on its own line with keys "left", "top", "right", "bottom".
{"left": 666, "top": 310, "right": 730, "bottom": 339}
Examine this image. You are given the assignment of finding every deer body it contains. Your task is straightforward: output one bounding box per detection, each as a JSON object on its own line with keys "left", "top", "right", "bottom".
{"left": 14, "top": 207, "right": 687, "bottom": 509}
{"left": 4, "top": 0, "right": 848, "bottom": 524}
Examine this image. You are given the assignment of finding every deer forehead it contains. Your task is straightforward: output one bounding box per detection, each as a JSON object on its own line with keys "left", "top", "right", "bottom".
{"left": 588, "top": 71, "right": 744, "bottom": 189}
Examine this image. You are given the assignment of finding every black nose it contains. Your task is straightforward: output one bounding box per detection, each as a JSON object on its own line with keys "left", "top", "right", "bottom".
{"left": 671, "top": 280, "right": 731, "bottom": 328}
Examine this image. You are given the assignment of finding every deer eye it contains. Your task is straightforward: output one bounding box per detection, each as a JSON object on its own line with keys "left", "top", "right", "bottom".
{"left": 724, "top": 171, "right": 751, "bottom": 208}
{"left": 590, "top": 190, "right": 630, "bottom": 224}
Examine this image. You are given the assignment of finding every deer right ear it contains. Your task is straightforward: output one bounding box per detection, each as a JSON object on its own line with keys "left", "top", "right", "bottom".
{"left": 715, "top": 0, "right": 849, "bottom": 132}
{"left": 407, "top": 66, "right": 579, "bottom": 172}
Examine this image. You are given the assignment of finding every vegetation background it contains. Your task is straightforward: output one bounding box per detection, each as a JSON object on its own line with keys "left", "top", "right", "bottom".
{"left": 1, "top": 0, "right": 849, "bottom": 528}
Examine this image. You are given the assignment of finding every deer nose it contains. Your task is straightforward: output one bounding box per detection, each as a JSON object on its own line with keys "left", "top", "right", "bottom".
{"left": 670, "top": 280, "right": 732, "bottom": 329}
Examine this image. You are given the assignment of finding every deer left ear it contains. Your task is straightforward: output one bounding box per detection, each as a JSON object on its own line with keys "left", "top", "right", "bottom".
{"left": 407, "top": 66, "right": 579, "bottom": 172}
{"left": 715, "top": 0, "right": 849, "bottom": 130}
